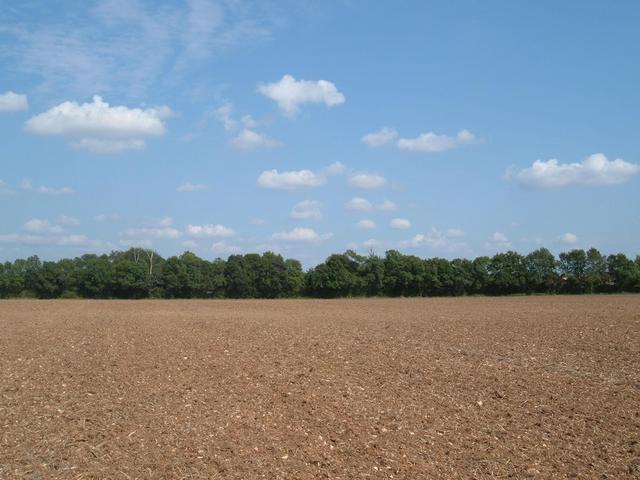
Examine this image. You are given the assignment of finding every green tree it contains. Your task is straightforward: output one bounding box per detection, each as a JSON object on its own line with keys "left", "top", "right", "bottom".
{"left": 558, "top": 249, "right": 588, "bottom": 293}
{"left": 487, "top": 251, "right": 527, "bottom": 295}
{"left": 525, "top": 248, "right": 558, "bottom": 293}
{"left": 607, "top": 253, "right": 640, "bottom": 292}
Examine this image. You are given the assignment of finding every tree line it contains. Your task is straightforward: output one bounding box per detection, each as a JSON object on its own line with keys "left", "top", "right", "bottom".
{"left": 0, "top": 247, "right": 639, "bottom": 299}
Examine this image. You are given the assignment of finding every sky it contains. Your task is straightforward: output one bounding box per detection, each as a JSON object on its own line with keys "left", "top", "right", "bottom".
{"left": 1, "top": 0, "right": 639, "bottom": 268}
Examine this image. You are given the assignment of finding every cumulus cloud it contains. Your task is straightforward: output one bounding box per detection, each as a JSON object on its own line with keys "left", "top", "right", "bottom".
{"left": 390, "top": 218, "right": 411, "bottom": 229}
{"left": 356, "top": 219, "right": 376, "bottom": 229}
{"left": 376, "top": 199, "right": 398, "bottom": 212}
{"left": 0, "top": 233, "right": 96, "bottom": 247}
{"left": 289, "top": 200, "right": 322, "bottom": 220}
{"left": 121, "top": 218, "right": 182, "bottom": 241}
{"left": 258, "top": 169, "right": 325, "bottom": 190}
{"left": 24, "top": 96, "right": 172, "bottom": 153}
{"left": 361, "top": 127, "right": 398, "bottom": 147}
{"left": 348, "top": 172, "right": 387, "bottom": 189}
{"left": 22, "top": 219, "right": 64, "bottom": 235}
{"left": 345, "top": 197, "right": 373, "bottom": 212}
{"left": 322, "top": 162, "right": 348, "bottom": 176}
{"left": 257, "top": 74, "right": 345, "bottom": 117}
{"left": 231, "top": 129, "right": 280, "bottom": 150}
{"left": 272, "top": 227, "right": 332, "bottom": 243}
{"left": 57, "top": 215, "right": 80, "bottom": 226}
{"left": 1, "top": 216, "right": 93, "bottom": 247}
{"left": 214, "top": 103, "right": 237, "bottom": 132}
{"left": 177, "top": 182, "right": 207, "bottom": 192}
{"left": 0, "top": 91, "right": 28, "bottom": 112}
{"left": 486, "top": 231, "right": 511, "bottom": 249}
{"left": 186, "top": 224, "right": 235, "bottom": 238}
{"left": 257, "top": 162, "right": 352, "bottom": 191}
{"left": 346, "top": 197, "right": 398, "bottom": 213}
{"left": 211, "top": 241, "right": 242, "bottom": 255}
{"left": 182, "top": 239, "right": 198, "bottom": 249}
{"left": 558, "top": 232, "right": 578, "bottom": 244}
{"left": 506, "top": 153, "right": 640, "bottom": 189}
{"left": 446, "top": 228, "right": 465, "bottom": 238}
{"left": 122, "top": 227, "right": 182, "bottom": 239}
{"left": 20, "top": 179, "right": 73, "bottom": 195}
{"left": 397, "top": 129, "right": 476, "bottom": 152}
{"left": 363, "top": 238, "right": 382, "bottom": 248}
{"left": 400, "top": 228, "right": 470, "bottom": 252}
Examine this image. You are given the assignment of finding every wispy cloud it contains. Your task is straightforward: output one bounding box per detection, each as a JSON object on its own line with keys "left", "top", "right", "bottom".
{"left": 2, "top": 1, "right": 280, "bottom": 97}
{"left": 20, "top": 179, "right": 73, "bottom": 195}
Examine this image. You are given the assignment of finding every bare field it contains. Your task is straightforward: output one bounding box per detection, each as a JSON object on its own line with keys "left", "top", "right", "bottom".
{"left": 1, "top": 297, "right": 639, "bottom": 479}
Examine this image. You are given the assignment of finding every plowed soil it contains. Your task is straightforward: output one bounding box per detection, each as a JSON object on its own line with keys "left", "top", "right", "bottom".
{"left": 1, "top": 296, "right": 639, "bottom": 479}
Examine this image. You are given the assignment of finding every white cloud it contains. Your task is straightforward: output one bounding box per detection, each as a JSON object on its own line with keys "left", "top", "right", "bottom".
{"left": 401, "top": 230, "right": 448, "bottom": 249}
{"left": 348, "top": 172, "right": 387, "bottom": 189}
{"left": 126, "top": 227, "right": 181, "bottom": 239}
{"left": 186, "top": 224, "right": 235, "bottom": 237}
{"left": 0, "top": 91, "right": 28, "bottom": 112}
{"left": 154, "top": 216, "right": 174, "bottom": 227}
{"left": 71, "top": 138, "right": 145, "bottom": 154}
{"left": 24, "top": 96, "right": 172, "bottom": 153}
{"left": 397, "top": 129, "right": 476, "bottom": 152}
{"left": 345, "top": 197, "right": 373, "bottom": 212}
{"left": 214, "top": 102, "right": 237, "bottom": 132}
{"left": 6, "top": 1, "right": 277, "bottom": 98}
{"left": 289, "top": 200, "right": 322, "bottom": 220}
{"left": 257, "top": 74, "right": 346, "bottom": 117}
{"left": 182, "top": 239, "right": 198, "bottom": 249}
{"left": 558, "top": 232, "right": 578, "bottom": 244}
{"left": 258, "top": 169, "right": 325, "bottom": 190}
{"left": 95, "top": 213, "right": 120, "bottom": 222}
{"left": 231, "top": 129, "right": 280, "bottom": 150}
{"left": 241, "top": 114, "right": 259, "bottom": 129}
{"left": 272, "top": 227, "right": 332, "bottom": 242}
{"left": 211, "top": 241, "right": 242, "bottom": 255}
{"left": 0, "top": 233, "right": 96, "bottom": 247}
{"left": 361, "top": 127, "right": 398, "bottom": 147}
{"left": 120, "top": 217, "right": 182, "bottom": 242}
{"left": 177, "top": 182, "right": 207, "bottom": 192}
{"left": 506, "top": 153, "right": 640, "bottom": 188}
{"left": 356, "top": 219, "right": 376, "bottom": 229}
{"left": 391, "top": 218, "right": 411, "bottom": 230}
{"left": 1, "top": 218, "right": 97, "bottom": 247}
{"left": 363, "top": 238, "right": 382, "bottom": 248}
{"left": 57, "top": 215, "right": 80, "bottom": 226}
{"left": 22, "top": 219, "right": 64, "bottom": 235}
{"left": 257, "top": 162, "right": 348, "bottom": 191}
{"left": 20, "top": 179, "right": 73, "bottom": 195}
{"left": 486, "top": 231, "right": 511, "bottom": 250}
{"left": 119, "top": 238, "right": 153, "bottom": 248}
{"left": 0, "top": 180, "right": 15, "bottom": 196}
{"left": 376, "top": 199, "right": 398, "bottom": 212}
{"left": 446, "top": 228, "right": 465, "bottom": 238}
{"left": 322, "top": 161, "right": 347, "bottom": 176}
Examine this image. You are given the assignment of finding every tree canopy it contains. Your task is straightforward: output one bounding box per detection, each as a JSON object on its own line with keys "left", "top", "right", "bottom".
{"left": 1, "top": 247, "right": 638, "bottom": 299}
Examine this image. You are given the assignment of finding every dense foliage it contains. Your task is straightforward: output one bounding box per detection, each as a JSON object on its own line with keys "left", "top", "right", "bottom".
{"left": 0, "top": 247, "right": 639, "bottom": 299}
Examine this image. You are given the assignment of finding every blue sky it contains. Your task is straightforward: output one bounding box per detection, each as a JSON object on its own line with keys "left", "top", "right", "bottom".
{"left": 1, "top": 0, "right": 639, "bottom": 267}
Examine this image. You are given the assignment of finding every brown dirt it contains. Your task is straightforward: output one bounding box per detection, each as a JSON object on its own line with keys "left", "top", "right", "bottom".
{"left": 1, "top": 296, "right": 639, "bottom": 479}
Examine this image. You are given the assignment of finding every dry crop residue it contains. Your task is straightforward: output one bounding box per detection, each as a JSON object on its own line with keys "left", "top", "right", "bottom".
{"left": 1, "top": 296, "right": 639, "bottom": 479}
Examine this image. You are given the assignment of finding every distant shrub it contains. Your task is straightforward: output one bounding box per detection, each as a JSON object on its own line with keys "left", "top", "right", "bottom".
{"left": 60, "top": 290, "right": 81, "bottom": 299}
